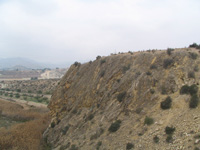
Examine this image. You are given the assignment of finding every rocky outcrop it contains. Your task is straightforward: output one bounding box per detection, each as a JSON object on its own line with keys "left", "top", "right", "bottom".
{"left": 44, "top": 48, "right": 200, "bottom": 150}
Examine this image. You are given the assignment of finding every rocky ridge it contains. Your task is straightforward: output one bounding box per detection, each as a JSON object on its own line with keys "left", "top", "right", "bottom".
{"left": 44, "top": 48, "right": 200, "bottom": 150}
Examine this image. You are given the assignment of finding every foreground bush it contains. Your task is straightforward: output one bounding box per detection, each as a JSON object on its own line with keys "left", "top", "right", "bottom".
{"left": 108, "top": 120, "right": 121, "bottom": 132}
{"left": 126, "top": 143, "right": 134, "bottom": 150}
{"left": 117, "top": 92, "right": 126, "bottom": 102}
{"left": 144, "top": 116, "right": 154, "bottom": 125}
{"left": 189, "top": 94, "right": 199, "bottom": 108}
{"left": 165, "top": 126, "right": 176, "bottom": 135}
{"left": 163, "top": 59, "right": 174, "bottom": 69}
{"left": 161, "top": 96, "right": 172, "bottom": 110}
{"left": 180, "top": 84, "right": 198, "bottom": 95}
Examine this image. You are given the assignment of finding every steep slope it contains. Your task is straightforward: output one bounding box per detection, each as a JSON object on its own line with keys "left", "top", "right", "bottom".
{"left": 44, "top": 48, "right": 200, "bottom": 150}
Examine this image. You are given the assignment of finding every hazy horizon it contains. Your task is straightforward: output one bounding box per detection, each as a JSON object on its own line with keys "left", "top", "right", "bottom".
{"left": 0, "top": 0, "right": 200, "bottom": 63}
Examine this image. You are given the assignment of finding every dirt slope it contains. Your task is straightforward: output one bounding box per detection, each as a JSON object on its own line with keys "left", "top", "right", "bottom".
{"left": 44, "top": 48, "right": 200, "bottom": 150}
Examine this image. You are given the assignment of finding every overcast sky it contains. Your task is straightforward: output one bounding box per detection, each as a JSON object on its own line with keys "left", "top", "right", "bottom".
{"left": 0, "top": 0, "right": 200, "bottom": 64}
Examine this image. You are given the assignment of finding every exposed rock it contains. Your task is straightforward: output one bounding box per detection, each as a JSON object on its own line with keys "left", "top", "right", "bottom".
{"left": 44, "top": 48, "right": 200, "bottom": 150}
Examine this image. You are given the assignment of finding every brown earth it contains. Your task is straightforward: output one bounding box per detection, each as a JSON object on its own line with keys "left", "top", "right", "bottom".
{"left": 44, "top": 48, "right": 200, "bottom": 150}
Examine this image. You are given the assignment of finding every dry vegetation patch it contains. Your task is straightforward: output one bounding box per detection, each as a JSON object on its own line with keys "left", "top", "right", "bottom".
{"left": 0, "top": 99, "right": 51, "bottom": 150}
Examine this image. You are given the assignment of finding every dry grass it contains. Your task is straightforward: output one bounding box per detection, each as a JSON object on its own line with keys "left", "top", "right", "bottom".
{"left": 0, "top": 99, "right": 51, "bottom": 150}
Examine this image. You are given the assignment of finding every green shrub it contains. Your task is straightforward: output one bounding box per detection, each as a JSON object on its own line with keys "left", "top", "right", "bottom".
{"left": 189, "top": 43, "right": 198, "bottom": 48}
{"left": 180, "top": 84, "right": 198, "bottom": 95}
{"left": 51, "top": 122, "right": 55, "bottom": 128}
{"left": 150, "top": 89, "right": 155, "bottom": 94}
{"left": 188, "top": 71, "right": 195, "bottom": 78}
{"left": 194, "top": 65, "right": 199, "bottom": 72}
{"left": 69, "top": 144, "right": 78, "bottom": 150}
{"left": 189, "top": 52, "right": 198, "bottom": 59}
{"left": 153, "top": 135, "right": 159, "bottom": 143}
{"left": 96, "top": 56, "right": 101, "bottom": 60}
{"left": 96, "top": 141, "right": 102, "bottom": 150}
{"left": 163, "top": 59, "right": 174, "bottom": 69}
{"left": 123, "top": 64, "right": 131, "bottom": 73}
{"left": 144, "top": 116, "right": 154, "bottom": 125}
{"left": 180, "top": 85, "right": 190, "bottom": 94}
{"left": 166, "top": 135, "right": 173, "bottom": 143}
{"left": 15, "top": 94, "right": 20, "bottom": 98}
{"left": 167, "top": 48, "right": 174, "bottom": 55}
{"left": 88, "top": 114, "right": 94, "bottom": 121}
{"left": 161, "top": 96, "right": 172, "bottom": 109}
{"left": 108, "top": 120, "right": 121, "bottom": 132}
{"left": 150, "top": 64, "right": 157, "bottom": 69}
{"left": 16, "top": 89, "right": 21, "bottom": 92}
{"left": 189, "top": 94, "right": 199, "bottom": 108}
{"left": 100, "top": 70, "right": 105, "bottom": 77}
{"left": 62, "top": 125, "right": 70, "bottom": 135}
{"left": 165, "top": 126, "right": 175, "bottom": 135}
{"left": 126, "top": 143, "right": 134, "bottom": 150}
{"left": 161, "top": 86, "right": 167, "bottom": 95}
{"left": 117, "top": 92, "right": 126, "bottom": 102}
{"left": 189, "top": 84, "right": 198, "bottom": 95}
{"left": 100, "top": 59, "right": 106, "bottom": 65}
{"left": 73, "top": 61, "right": 81, "bottom": 67}
{"left": 146, "top": 71, "right": 151, "bottom": 76}
{"left": 37, "top": 90, "right": 42, "bottom": 94}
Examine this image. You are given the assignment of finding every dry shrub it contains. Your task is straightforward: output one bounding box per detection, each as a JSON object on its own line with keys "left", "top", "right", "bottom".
{"left": 0, "top": 99, "right": 51, "bottom": 150}
{"left": 0, "top": 99, "right": 48, "bottom": 121}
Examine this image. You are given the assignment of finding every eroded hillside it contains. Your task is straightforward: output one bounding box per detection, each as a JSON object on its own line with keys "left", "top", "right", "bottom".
{"left": 44, "top": 48, "right": 200, "bottom": 150}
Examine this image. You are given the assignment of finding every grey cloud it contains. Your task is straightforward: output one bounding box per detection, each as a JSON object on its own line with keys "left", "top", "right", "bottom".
{"left": 0, "top": 0, "right": 200, "bottom": 64}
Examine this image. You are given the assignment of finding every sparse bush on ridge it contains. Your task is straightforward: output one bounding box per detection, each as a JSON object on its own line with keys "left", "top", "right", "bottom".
{"left": 189, "top": 84, "right": 198, "bottom": 95}
{"left": 153, "top": 135, "right": 159, "bottom": 143}
{"left": 146, "top": 71, "right": 151, "bottom": 76}
{"left": 180, "top": 84, "right": 198, "bottom": 95}
{"left": 150, "top": 64, "right": 157, "bottom": 69}
{"left": 189, "top": 52, "right": 198, "bottom": 59}
{"left": 180, "top": 85, "right": 190, "bottom": 94}
{"left": 165, "top": 126, "right": 176, "bottom": 135}
{"left": 117, "top": 92, "right": 126, "bottom": 102}
{"left": 144, "top": 116, "right": 154, "bottom": 125}
{"left": 100, "top": 59, "right": 106, "bottom": 65}
{"left": 189, "top": 94, "right": 199, "bottom": 108}
{"left": 163, "top": 58, "right": 174, "bottom": 69}
{"left": 96, "top": 141, "right": 102, "bottom": 150}
{"left": 100, "top": 70, "right": 105, "bottom": 77}
{"left": 189, "top": 43, "right": 200, "bottom": 49}
{"left": 188, "top": 71, "right": 195, "bottom": 78}
{"left": 167, "top": 48, "right": 174, "bottom": 55}
{"left": 161, "top": 96, "right": 172, "bottom": 109}
{"left": 161, "top": 86, "right": 167, "bottom": 95}
{"left": 108, "top": 120, "right": 121, "bottom": 132}
{"left": 123, "top": 64, "right": 131, "bottom": 73}
{"left": 166, "top": 135, "right": 173, "bottom": 143}
{"left": 96, "top": 56, "right": 101, "bottom": 60}
{"left": 73, "top": 61, "right": 81, "bottom": 67}
{"left": 126, "top": 143, "right": 134, "bottom": 150}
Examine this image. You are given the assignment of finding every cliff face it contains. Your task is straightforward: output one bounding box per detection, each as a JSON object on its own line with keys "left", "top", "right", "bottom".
{"left": 44, "top": 48, "right": 200, "bottom": 150}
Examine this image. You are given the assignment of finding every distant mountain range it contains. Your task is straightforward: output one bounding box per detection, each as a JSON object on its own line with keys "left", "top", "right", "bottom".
{"left": 0, "top": 57, "right": 72, "bottom": 70}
